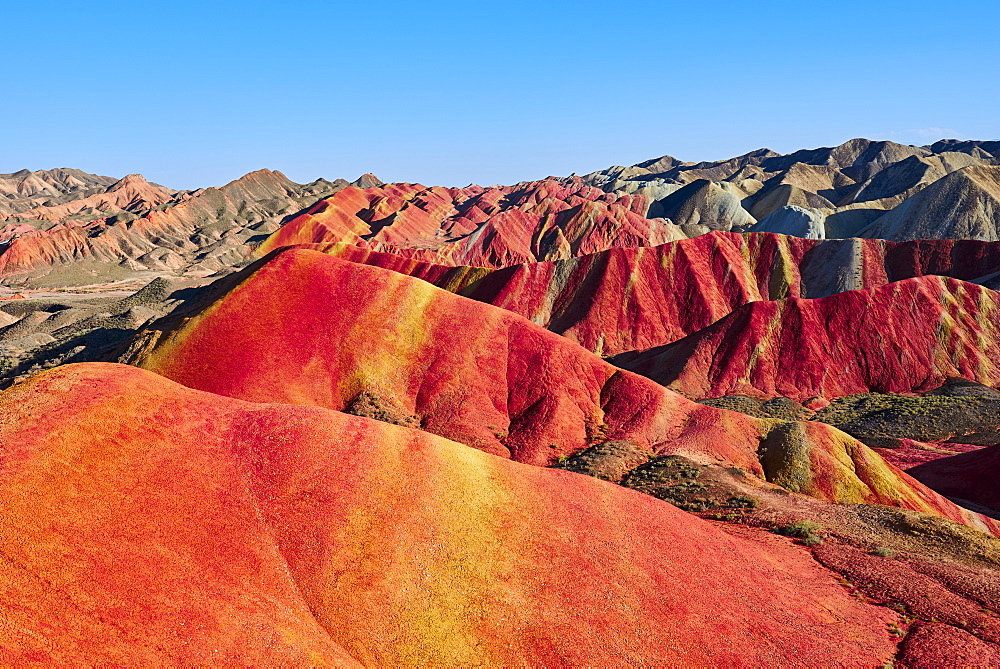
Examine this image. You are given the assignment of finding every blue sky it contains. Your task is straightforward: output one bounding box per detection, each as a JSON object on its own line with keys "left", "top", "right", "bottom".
{"left": 4, "top": 0, "right": 998, "bottom": 189}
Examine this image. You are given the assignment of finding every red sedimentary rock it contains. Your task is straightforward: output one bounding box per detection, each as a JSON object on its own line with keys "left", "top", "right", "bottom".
{"left": 611, "top": 275, "right": 1000, "bottom": 400}
{"left": 258, "top": 179, "right": 684, "bottom": 267}
{"left": 284, "top": 231, "right": 1000, "bottom": 357}
{"left": 126, "top": 248, "right": 1000, "bottom": 534}
{"left": 898, "top": 623, "right": 1000, "bottom": 668}
{"left": 0, "top": 362, "right": 898, "bottom": 665}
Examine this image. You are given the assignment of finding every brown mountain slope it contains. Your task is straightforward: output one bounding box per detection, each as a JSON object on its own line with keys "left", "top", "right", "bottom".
{"left": 581, "top": 138, "right": 997, "bottom": 241}
{"left": 12, "top": 174, "right": 179, "bottom": 221}
{"left": 0, "top": 170, "right": 370, "bottom": 285}
{"left": 860, "top": 164, "right": 1000, "bottom": 241}
{"left": 0, "top": 168, "right": 121, "bottom": 217}
{"left": 3, "top": 137, "right": 999, "bottom": 291}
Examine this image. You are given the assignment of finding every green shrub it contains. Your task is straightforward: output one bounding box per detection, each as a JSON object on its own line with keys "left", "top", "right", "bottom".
{"left": 775, "top": 520, "right": 823, "bottom": 545}
{"left": 725, "top": 495, "right": 760, "bottom": 509}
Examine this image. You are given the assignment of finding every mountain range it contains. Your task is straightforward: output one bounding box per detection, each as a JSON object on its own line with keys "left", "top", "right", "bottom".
{"left": 3, "top": 138, "right": 1000, "bottom": 665}
{"left": 2, "top": 137, "right": 1000, "bottom": 288}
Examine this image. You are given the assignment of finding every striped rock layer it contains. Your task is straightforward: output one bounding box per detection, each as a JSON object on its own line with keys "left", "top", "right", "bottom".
{"left": 124, "top": 247, "right": 1000, "bottom": 534}
{"left": 290, "top": 230, "right": 1000, "bottom": 357}
{"left": 257, "top": 179, "right": 688, "bottom": 267}
{"left": 611, "top": 276, "right": 1000, "bottom": 401}
{"left": 0, "top": 363, "right": 897, "bottom": 665}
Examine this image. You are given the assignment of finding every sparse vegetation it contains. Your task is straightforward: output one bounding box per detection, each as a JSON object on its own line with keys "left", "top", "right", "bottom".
{"left": 811, "top": 391, "right": 1000, "bottom": 445}
{"left": 342, "top": 391, "right": 420, "bottom": 428}
{"left": 814, "top": 393, "right": 969, "bottom": 424}
{"left": 551, "top": 441, "right": 651, "bottom": 482}
{"left": 699, "top": 395, "right": 813, "bottom": 421}
{"left": 584, "top": 417, "right": 610, "bottom": 444}
{"left": 725, "top": 495, "right": 760, "bottom": 509}
{"left": 621, "top": 456, "right": 764, "bottom": 515}
{"left": 871, "top": 547, "right": 897, "bottom": 558}
{"left": 774, "top": 520, "right": 824, "bottom": 545}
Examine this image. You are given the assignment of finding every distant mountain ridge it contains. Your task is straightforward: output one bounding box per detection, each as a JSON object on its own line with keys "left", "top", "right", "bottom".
{"left": 2, "top": 137, "right": 999, "bottom": 287}
{"left": 0, "top": 168, "right": 123, "bottom": 217}
{"left": 0, "top": 168, "right": 380, "bottom": 284}
{"left": 576, "top": 137, "right": 1000, "bottom": 240}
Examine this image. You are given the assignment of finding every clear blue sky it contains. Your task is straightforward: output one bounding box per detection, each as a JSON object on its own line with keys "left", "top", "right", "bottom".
{"left": 4, "top": 0, "right": 998, "bottom": 189}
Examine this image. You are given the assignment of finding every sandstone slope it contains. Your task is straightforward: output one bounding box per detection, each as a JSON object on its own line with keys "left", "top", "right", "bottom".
{"left": 860, "top": 164, "right": 1000, "bottom": 241}
{"left": 11, "top": 173, "right": 178, "bottom": 221}
{"left": 257, "top": 179, "right": 690, "bottom": 267}
{"left": 0, "top": 170, "right": 366, "bottom": 285}
{"left": 0, "top": 362, "right": 899, "bottom": 665}
{"left": 316, "top": 231, "right": 1000, "bottom": 357}
{"left": 120, "top": 247, "right": 1000, "bottom": 534}
{"left": 0, "top": 168, "right": 121, "bottom": 217}
{"left": 610, "top": 276, "right": 1000, "bottom": 400}
{"left": 582, "top": 137, "right": 998, "bottom": 242}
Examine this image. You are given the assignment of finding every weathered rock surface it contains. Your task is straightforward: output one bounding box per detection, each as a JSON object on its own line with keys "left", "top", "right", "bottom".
{"left": 119, "top": 248, "right": 1000, "bottom": 535}
{"left": 0, "top": 168, "right": 122, "bottom": 217}
{"left": 5, "top": 139, "right": 1000, "bottom": 665}
{"left": 580, "top": 137, "right": 998, "bottom": 242}
{"left": 898, "top": 622, "right": 1000, "bottom": 668}
{"left": 258, "top": 179, "right": 690, "bottom": 267}
{"left": 646, "top": 179, "right": 756, "bottom": 230}
{"left": 860, "top": 164, "right": 1000, "bottom": 241}
{"left": 610, "top": 276, "right": 1000, "bottom": 400}
{"left": 0, "top": 362, "right": 899, "bottom": 665}
{"left": 12, "top": 174, "right": 178, "bottom": 221}
{"left": 0, "top": 170, "right": 368, "bottom": 285}
{"left": 313, "top": 231, "right": 1000, "bottom": 358}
